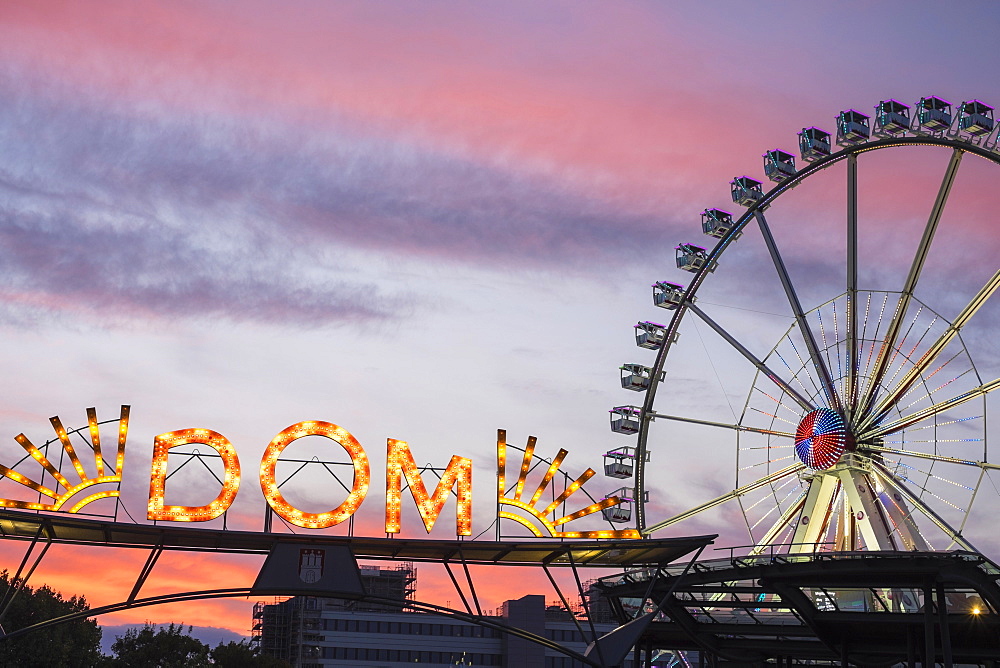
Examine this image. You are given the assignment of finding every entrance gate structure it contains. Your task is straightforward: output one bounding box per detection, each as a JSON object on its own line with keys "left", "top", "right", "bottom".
{"left": 0, "top": 508, "right": 714, "bottom": 667}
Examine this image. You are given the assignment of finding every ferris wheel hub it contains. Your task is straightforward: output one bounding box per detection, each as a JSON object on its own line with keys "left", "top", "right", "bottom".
{"left": 794, "top": 408, "right": 852, "bottom": 470}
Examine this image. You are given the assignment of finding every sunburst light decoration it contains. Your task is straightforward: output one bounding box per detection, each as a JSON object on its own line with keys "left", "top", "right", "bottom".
{"left": 0, "top": 405, "right": 129, "bottom": 514}
{"left": 496, "top": 429, "right": 640, "bottom": 539}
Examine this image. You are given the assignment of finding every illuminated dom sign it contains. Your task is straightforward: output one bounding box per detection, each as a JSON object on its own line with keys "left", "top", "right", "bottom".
{"left": 0, "top": 406, "right": 639, "bottom": 540}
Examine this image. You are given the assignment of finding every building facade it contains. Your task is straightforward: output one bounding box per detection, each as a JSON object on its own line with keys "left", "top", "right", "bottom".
{"left": 252, "top": 564, "right": 645, "bottom": 667}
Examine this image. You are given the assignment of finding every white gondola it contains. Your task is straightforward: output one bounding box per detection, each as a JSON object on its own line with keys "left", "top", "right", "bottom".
{"left": 914, "top": 96, "right": 952, "bottom": 134}
{"left": 603, "top": 446, "right": 649, "bottom": 479}
{"left": 836, "top": 110, "right": 870, "bottom": 147}
{"left": 730, "top": 176, "right": 764, "bottom": 207}
{"left": 620, "top": 363, "right": 664, "bottom": 392}
{"left": 652, "top": 281, "right": 686, "bottom": 310}
{"left": 602, "top": 503, "right": 632, "bottom": 523}
{"left": 763, "top": 150, "right": 796, "bottom": 184}
{"left": 958, "top": 100, "right": 994, "bottom": 138}
{"left": 609, "top": 406, "right": 641, "bottom": 435}
{"left": 873, "top": 99, "right": 910, "bottom": 137}
{"left": 676, "top": 244, "right": 714, "bottom": 274}
{"left": 603, "top": 447, "right": 635, "bottom": 478}
{"left": 634, "top": 321, "right": 668, "bottom": 350}
{"left": 601, "top": 487, "right": 649, "bottom": 523}
{"left": 798, "top": 127, "right": 832, "bottom": 162}
{"left": 701, "top": 208, "right": 734, "bottom": 238}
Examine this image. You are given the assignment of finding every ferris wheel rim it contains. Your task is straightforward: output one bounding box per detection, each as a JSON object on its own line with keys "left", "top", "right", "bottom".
{"left": 631, "top": 134, "right": 1000, "bottom": 537}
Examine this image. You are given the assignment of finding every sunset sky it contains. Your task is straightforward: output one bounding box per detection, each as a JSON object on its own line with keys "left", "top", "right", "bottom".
{"left": 2, "top": 0, "right": 1000, "bottom": 641}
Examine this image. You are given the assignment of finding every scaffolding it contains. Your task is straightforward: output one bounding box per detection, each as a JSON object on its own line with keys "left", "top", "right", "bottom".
{"left": 354, "top": 562, "right": 417, "bottom": 612}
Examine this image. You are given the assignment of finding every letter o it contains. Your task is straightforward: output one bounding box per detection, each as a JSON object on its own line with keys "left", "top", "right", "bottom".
{"left": 259, "top": 421, "right": 370, "bottom": 528}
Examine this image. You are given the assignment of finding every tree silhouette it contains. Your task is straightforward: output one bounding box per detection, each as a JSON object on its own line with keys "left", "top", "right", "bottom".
{"left": 211, "top": 639, "right": 290, "bottom": 667}
{"left": 107, "top": 622, "right": 211, "bottom": 667}
{"left": 0, "top": 570, "right": 102, "bottom": 668}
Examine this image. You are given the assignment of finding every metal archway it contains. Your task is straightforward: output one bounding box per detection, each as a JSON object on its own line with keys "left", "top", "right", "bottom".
{"left": 0, "top": 508, "right": 714, "bottom": 666}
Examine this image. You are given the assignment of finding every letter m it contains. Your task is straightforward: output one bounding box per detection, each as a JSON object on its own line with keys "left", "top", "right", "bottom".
{"left": 385, "top": 439, "right": 472, "bottom": 535}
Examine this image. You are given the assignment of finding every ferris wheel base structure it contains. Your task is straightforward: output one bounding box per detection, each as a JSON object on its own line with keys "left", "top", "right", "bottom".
{"left": 598, "top": 548, "right": 1000, "bottom": 666}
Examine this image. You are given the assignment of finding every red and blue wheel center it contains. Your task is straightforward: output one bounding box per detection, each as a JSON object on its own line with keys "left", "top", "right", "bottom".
{"left": 794, "top": 408, "right": 847, "bottom": 470}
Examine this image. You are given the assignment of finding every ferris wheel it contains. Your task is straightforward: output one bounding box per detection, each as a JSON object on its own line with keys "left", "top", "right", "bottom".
{"left": 603, "top": 96, "right": 1000, "bottom": 555}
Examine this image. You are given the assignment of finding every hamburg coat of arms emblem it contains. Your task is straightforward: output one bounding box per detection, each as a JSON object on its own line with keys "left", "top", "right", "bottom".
{"left": 298, "top": 548, "right": 325, "bottom": 583}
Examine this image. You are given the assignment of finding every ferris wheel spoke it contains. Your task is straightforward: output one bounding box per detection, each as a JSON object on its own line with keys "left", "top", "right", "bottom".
{"left": 876, "top": 307, "right": 927, "bottom": 392}
{"left": 863, "top": 445, "right": 1000, "bottom": 472}
{"left": 746, "top": 492, "right": 808, "bottom": 556}
{"left": 828, "top": 299, "right": 845, "bottom": 399}
{"left": 897, "top": 364, "right": 975, "bottom": 413}
{"left": 773, "top": 348, "right": 823, "bottom": 408}
{"left": 647, "top": 410, "right": 795, "bottom": 438}
{"left": 856, "top": 293, "right": 890, "bottom": 403}
{"left": 860, "top": 376, "right": 1000, "bottom": 440}
{"left": 815, "top": 306, "right": 841, "bottom": 401}
{"left": 874, "top": 311, "right": 938, "bottom": 409}
{"left": 748, "top": 481, "right": 804, "bottom": 534}
{"left": 847, "top": 154, "right": 859, "bottom": 418}
{"left": 641, "top": 463, "right": 804, "bottom": 535}
{"left": 857, "top": 148, "right": 964, "bottom": 421}
{"left": 860, "top": 268, "right": 1000, "bottom": 433}
{"left": 748, "top": 404, "right": 799, "bottom": 428}
{"left": 739, "top": 454, "right": 796, "bottom": 477}
{"left": 754, "top": 210, "right": 841, "bottom": 412}
{"left": 890, "top": 460, "right": 974, "bottom": 499}
{"left": 870, "top": 462, "right": 976, "bottom": 551}
{"left": 687, "top": 303, "right": 814, "bottom": 412}
{"left": 876, "top": 475, "right": 934, "bottom": 552}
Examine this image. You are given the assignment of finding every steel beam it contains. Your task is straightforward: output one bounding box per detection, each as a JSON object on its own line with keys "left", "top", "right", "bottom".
{"left": 861, "top": 376, "right": 1000, "bottom": 439}
{"left": 862, "top": 268, "right": 1000, "bottom": 433}
{"left": 755, "top": 210, "right": 841, "bottom": 413}
{"left": 542, "top": 563, "right": 589, "bottom": 643}
{"left": 687, "top": 302, "right": 814, "bottom": 412}
{"left": 643, "top": 464, "right": 804, "bottom": 535}
{"left": 857, "top": 148, "right": 963, "bottom": 421}
{"left": 443, "top": 561, "right": 475, "bottom": 616}
{"left": 647, "top": 411, "right": 794, "bottom": 438}
{"left": 870, "top": 461, "right": 977, "bottom": 552}
{"left": 127, "top": 545, "right": 163, "bottom": 603}
{"left": 862, "top": 445, "right": 1000, "bottom": 471}
{"left": 847, "top": 154, "right": 859, "bottom": 423}
{"left": 0, "top": 525, "right": 52, "bottom": 629}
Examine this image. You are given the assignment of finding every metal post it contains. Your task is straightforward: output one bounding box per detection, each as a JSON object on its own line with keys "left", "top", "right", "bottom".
{"left": 0, "top": 525, "right": 53, "bottom": 627}
{"left": 568, "top": 551, "right": 607, "bottom": 667}
{"left": 923, "top": 581, "right": 935, "bottom": 667}
{"left": 936, "top": 582, "right": 953, "bottom": 668}
{"left": 541, "top": 563, "right": 588, "bottom": 643}
{"left": 457, "top": 549, "right": 483, "bottom": 617}
{"left": 127, "top": 545, "right": 163, "bottom": 603}
{"left": 443, "top": 561, "right": 474, "bottom": 616}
